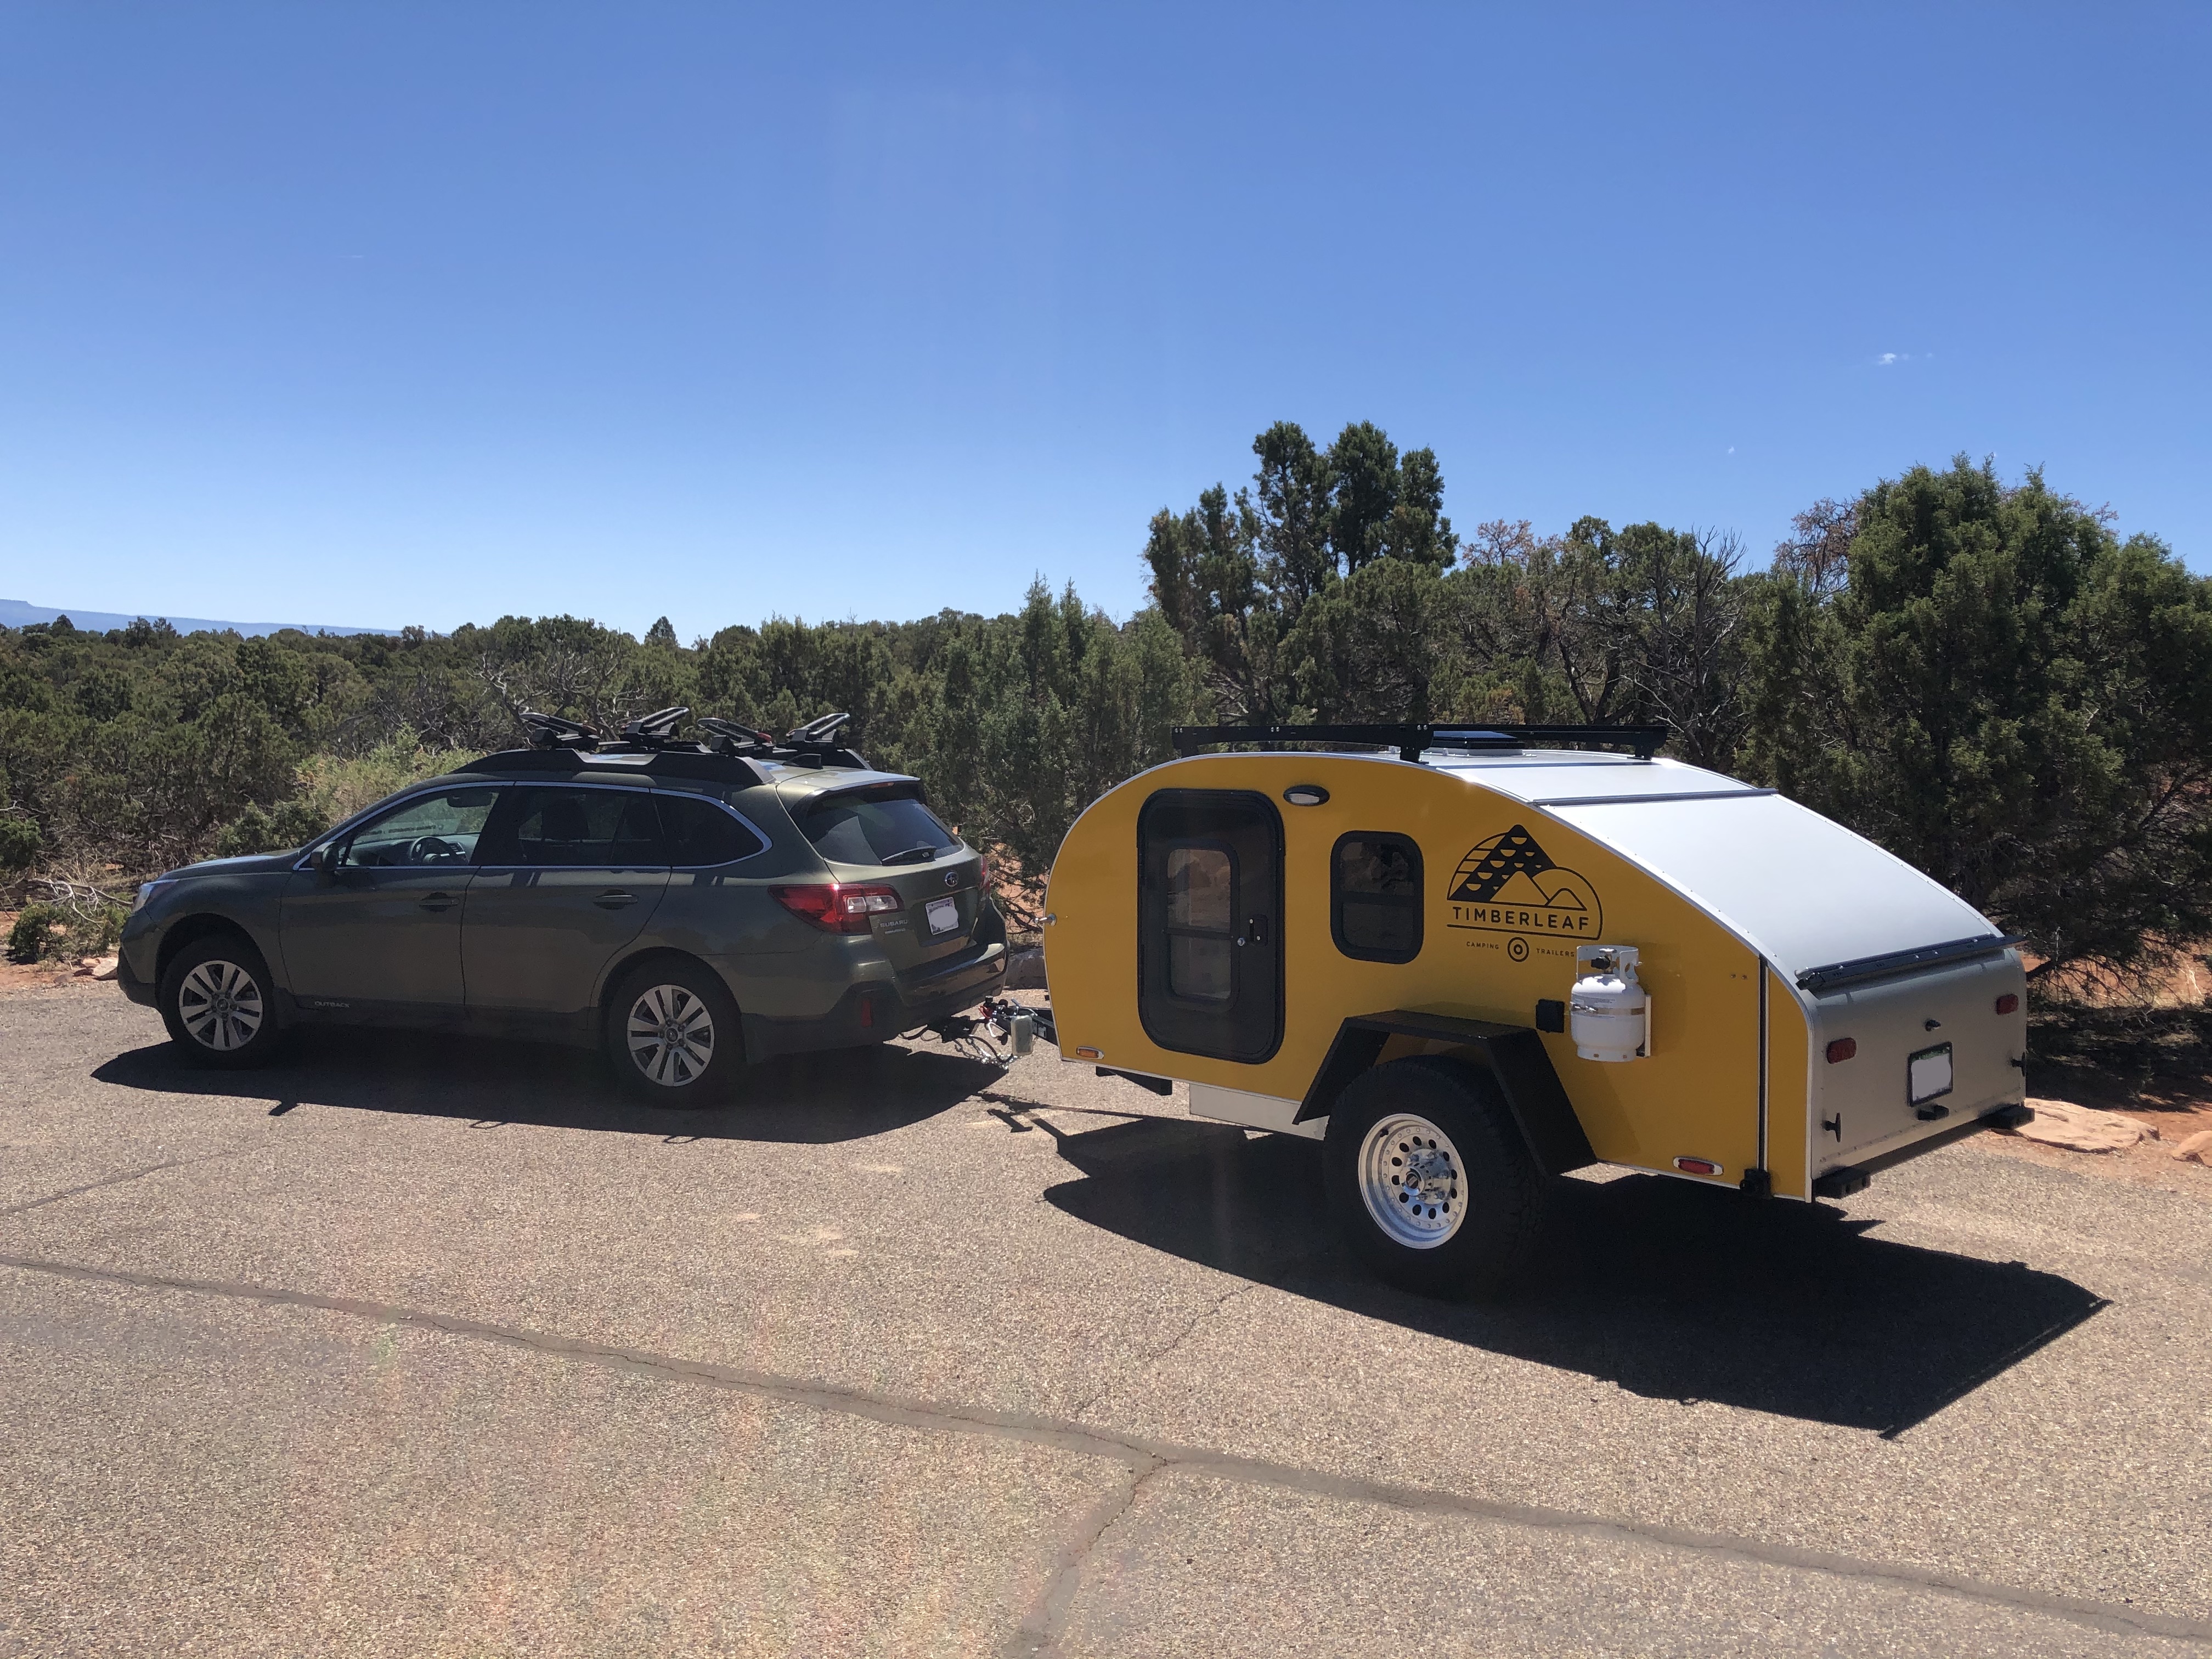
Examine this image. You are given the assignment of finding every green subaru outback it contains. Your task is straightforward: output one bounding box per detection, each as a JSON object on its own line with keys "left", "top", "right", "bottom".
{"left": 115, "top": 711, "right": 1008, "bottom": 1105}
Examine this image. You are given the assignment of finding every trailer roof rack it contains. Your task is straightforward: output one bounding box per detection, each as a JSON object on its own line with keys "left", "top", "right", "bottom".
{"left": 1171, "top": 723, "right": 1669, "bottom": 764}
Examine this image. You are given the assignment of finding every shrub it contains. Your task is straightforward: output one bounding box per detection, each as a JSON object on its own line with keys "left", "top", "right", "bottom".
{"left": 0, "top": 814, "right": 40, "bottom": 871}
{"left": 6, "top": 901, "right": 66, "bottom": 963}
{"left": 215, "top": 799, "right": 332, "bottom": 858}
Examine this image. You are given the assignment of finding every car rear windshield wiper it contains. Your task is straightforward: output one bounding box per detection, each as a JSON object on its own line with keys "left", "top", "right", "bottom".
{"left": 879, "top": 843, "right": 941, "bottom": 865}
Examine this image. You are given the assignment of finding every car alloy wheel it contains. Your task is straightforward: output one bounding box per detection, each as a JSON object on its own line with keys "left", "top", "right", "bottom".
{"left": 1357, "top": 1110, "right": 1466, "bottom": 1249}
{"left": 176, "top": 958, "right": 266, "bottom": 1053}
{"left": 625, "top": 983, "right": 716, "bottom": 1087}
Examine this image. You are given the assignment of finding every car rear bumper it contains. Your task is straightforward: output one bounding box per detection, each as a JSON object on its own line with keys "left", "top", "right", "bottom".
{"left": 740, "top": 940, "right": 1007, "bottom": 1060}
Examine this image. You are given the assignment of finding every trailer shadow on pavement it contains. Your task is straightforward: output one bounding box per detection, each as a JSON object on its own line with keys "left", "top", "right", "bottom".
{"left": 92, "top": 1030, "right": 1000, "bottom": 1146}
{"left": 1035, "top": 1113, "right": 2108, "bottom": 1437}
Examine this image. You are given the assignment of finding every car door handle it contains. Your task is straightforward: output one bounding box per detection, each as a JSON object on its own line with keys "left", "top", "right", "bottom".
{"left": 418, "top": 893, "right": 456, "bottom": 912}
{"left": 594, "top": 889, "right": 636, "bottom": 909}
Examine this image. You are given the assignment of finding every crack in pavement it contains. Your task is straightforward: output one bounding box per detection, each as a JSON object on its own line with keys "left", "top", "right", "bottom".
{"left": 1, "top": 1251, "right": 2207, "bottom": 1649}
{"left": 1069, "top": 1280, "right": 1263, "bottom": 1421}
{"left": 0, "top": 1148, "right": 248, "bottom": 1218}
{"left": 1005, "top": 1459, "right": 1163, "bottom": 1658}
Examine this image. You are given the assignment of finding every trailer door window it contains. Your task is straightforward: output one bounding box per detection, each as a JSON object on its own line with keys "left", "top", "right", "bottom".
{"left": 1138, "top": 789, "right": 1283, "bottom": 1064}
{"left": 1331, "top": 833, "right": 1423, "bottom": 963}
{"left": 1164, "top": 844, "right": 1235, "bottom": 1002}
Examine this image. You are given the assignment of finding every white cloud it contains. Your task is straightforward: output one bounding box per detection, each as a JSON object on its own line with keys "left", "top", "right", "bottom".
{"left": 1877, "top": 352, "right": 1904, "bottom": 365}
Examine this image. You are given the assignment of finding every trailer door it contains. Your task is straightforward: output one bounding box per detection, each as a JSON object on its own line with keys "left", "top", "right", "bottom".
{"left": 1136, "top": 789, "right": 1282, "bottom": 1064}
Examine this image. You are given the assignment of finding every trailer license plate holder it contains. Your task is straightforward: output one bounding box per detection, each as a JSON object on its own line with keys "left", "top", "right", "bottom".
{"left": 1908, "top": 1042, "right": 1953, "bottom": 1107}
{"left": 926, "top": 896, "right": 961, "bottom": 936}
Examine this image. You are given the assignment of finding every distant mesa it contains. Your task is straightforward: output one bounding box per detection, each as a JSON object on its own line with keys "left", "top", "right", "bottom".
{"left": 1, "top": 599, "right": 393, "bottom": 639}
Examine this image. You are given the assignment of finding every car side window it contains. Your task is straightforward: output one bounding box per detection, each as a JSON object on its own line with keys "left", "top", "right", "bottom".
{"left": 488, "top": 787, "right": 667, "bottom": 867}
{"left": 1331, "top": 832, "right": 1423, "bottom": 962}
{"left": 337, "top": 788, "right": 501, "bottom": 868}
{"left": 657, "top": 794, "right": 765, "bottom": 867}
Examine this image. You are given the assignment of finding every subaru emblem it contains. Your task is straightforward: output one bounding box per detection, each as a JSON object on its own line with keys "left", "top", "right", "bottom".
{"left": 943, "top": 870, "right": 960, "bottom": 889}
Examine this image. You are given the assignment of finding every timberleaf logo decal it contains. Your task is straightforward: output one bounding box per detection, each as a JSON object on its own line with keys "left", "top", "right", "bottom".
{"left": 1447, "top": 825, "right": 1602, "bottom": 941}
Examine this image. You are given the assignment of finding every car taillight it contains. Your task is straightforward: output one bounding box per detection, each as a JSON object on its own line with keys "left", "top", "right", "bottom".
{"left": 1995, "top": 994, "right": 2019, "bottom": 1015}
{"left": 771, "top": 883, "right": 902, "bottom": 934}
{"left": 978, "top": 853, "right": 991, "bottom": 890}
{"left": 1826, "top": 1037, "right": 1857, "bottom": 1063}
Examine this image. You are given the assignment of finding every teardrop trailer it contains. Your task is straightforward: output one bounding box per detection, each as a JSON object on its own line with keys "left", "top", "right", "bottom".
{"left": 1007, "top": 724, "right": 2032, "bottom": 1297}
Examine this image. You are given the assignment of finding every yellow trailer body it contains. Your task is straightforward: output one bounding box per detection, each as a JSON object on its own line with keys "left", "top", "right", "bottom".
{"left": 1042, "top": 743, "right": 2028, "bottom": 1220}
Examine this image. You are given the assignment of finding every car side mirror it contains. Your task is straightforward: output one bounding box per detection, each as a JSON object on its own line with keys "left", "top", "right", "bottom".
{"left": 310, "top": 844, "right": 338, "bottom": 878}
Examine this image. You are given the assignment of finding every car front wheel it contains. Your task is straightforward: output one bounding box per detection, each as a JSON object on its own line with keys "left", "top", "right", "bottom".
{"left": 159, "top": 935, "right": 283, "bottom": 1069}
{"left": 606, "top": 960, "right": 741, "bottom": 1107}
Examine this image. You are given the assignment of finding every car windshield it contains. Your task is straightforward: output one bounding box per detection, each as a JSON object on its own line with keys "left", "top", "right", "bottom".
{"left": 798, "top": 786, "right": 958, "bottom": 866}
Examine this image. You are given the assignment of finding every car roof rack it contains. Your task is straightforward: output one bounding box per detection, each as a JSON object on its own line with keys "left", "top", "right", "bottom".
{"left": 1171, "top": 723, "right": 1669, "bottom": 764}
{"left": 469, "top": 706, "right": 874, "bottom": 780}
{"left": 521, "top": 710, "right": 600, "bottom": 751}
{"left": 699, "top": 710, "right": 868, "bottom": 771}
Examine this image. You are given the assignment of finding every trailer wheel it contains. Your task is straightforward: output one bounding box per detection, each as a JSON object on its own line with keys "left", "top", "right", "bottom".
{"left": 1323, "top": 1056, "right": 1544, "bottom": 1299}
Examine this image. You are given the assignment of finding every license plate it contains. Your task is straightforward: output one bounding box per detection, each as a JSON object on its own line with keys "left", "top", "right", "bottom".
{"left": 1908, "top": 1043, "right": 1954, "bottom": 1105}
{"left": 925, "top": 895, "right": 961, "bottom": 936}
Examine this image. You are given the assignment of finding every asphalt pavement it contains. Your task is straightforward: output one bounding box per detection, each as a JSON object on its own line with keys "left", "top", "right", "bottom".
{"left": 2, "top": 986, "right": 2207, "bottom": 1657}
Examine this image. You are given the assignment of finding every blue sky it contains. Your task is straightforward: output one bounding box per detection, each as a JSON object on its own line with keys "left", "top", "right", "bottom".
{"left": 2, "top": 3, "right": 2205, "bottom": 639}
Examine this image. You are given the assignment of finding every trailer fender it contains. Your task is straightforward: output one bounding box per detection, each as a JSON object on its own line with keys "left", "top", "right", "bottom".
{"left": 1293, "top": 1010, "right": 1597, "bottom": 1177}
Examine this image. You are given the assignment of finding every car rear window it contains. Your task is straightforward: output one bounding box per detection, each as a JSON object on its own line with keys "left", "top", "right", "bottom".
{"left": 798, "top": 786, "right": 958, "bottom": 866}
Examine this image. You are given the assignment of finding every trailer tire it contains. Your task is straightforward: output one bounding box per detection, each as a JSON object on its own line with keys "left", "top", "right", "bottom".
{"left": 1323, "top": 1056, "right": 1544, "bottom": 1300}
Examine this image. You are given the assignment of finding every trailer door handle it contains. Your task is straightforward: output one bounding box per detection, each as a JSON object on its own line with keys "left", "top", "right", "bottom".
{"left": 594, "top": 889, "right": 636, "bottom": 909}
{"left": 417, "top": 893, "right": 455, "bottom": 912}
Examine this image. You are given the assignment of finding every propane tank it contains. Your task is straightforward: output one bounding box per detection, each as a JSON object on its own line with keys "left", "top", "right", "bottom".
{"left": 1570, "top": 945, "right": 1649, "bottom": 1062}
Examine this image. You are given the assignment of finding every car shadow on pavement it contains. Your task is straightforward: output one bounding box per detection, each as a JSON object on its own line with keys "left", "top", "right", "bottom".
{"left": 1036, "top": 1114, "right": 2108, "bottom": 1437}
{"left": 93, "top": 1030, "right": 1000, "bottom": 1146}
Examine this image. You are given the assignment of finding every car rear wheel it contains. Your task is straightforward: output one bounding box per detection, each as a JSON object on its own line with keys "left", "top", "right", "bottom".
{"left": 607, "top": 960, "right": 741, "bottom": 1107}
{"left": 159, "top": 935, "right": 283, "bottom": 1069}
{"left": 1323, "top": 1056, "right": 1545, "bottom": 1299}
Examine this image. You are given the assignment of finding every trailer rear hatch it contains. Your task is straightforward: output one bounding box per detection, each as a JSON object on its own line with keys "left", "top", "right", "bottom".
{"left": 1457, "top": 760, "right": 2028, "bottom": 1184}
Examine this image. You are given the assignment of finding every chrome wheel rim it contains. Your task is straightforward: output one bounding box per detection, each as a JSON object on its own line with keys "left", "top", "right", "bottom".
{"left": 1358, "top": 1112, "right": 1465, "bottom": 1250}
{"left": 626, "top": 984, "right": 715, "bottom": 1087}
{"left": 177, "top": 959, "right": 264, "bottom": 1052}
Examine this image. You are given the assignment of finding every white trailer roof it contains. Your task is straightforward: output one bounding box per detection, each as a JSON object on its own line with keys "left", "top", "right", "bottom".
{"left": 1430, "top": 752, "right": 1997, "bottom": 980}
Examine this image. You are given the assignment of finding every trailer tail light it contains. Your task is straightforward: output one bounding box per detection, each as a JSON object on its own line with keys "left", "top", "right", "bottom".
{"left": 1826, "top": 1037, "right": 1857, "bottom": 1063}
{"left": 771, "top": 883, "right": 902, "bottom": 934}
{"left": 1995, "top": 994, "right": 2019, "bottom": 1015}
{"left": 1674, "top": 1156, "right": 1723, "bottom": 1177}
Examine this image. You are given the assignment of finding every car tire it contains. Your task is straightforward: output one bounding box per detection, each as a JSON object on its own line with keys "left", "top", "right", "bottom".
{"left": 158, "top": 934, "right": 284, "bottom": 1069}
{"left": 1323, "top": 1056, "right": 1545, "bottom": 1300}
{"left": 606, "top": 958, "right": 742, "bottom": 1108}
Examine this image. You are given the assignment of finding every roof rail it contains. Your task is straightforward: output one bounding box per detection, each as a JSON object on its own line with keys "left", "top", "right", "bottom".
{"left": 1171, "top": 723, "right": 1669, "bottom": 764}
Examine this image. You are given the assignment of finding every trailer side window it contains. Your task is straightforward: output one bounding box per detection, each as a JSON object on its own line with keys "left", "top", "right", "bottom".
{"left": 1332, "top": 833, "right": 1423, "bottom": 963}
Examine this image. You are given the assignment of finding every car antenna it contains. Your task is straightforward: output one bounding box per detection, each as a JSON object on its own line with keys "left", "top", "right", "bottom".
{"left": 520, "top": 711, "right": 600, "bottom": 751}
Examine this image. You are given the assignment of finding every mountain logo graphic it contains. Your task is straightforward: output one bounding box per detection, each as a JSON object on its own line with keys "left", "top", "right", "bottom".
{"left": 1446, "top": 825, "right": 1603, "bottom": 941}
